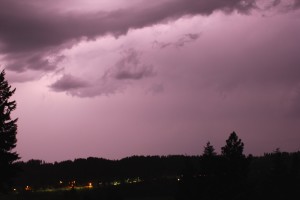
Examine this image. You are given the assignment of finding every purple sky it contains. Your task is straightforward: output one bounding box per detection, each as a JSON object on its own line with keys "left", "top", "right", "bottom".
{"left": 1, "top": 0, "right": 300, "bottom": 162}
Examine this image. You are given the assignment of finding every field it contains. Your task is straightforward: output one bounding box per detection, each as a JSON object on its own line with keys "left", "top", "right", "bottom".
{"left": 1, "top": 191, "right": 174, "bottom": 200}
{"left": 2, "top": 193, "right": 174, "bottom": 200}
{"left": 1, "top": 183, "right": 177, "bottom": 200}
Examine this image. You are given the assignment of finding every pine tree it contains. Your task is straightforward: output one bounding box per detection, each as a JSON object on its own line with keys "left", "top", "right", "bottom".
{"left": 221, "top": 131, "right": 248, "bottom": 184}
{"left": 221, "top": 131, "right": 244, "bottom": 159}
{"left": 0, "top": 70, "right": 19, "bottom": 191}
{"left": 203, "top": 142, "right": 216, "bottom": 157}
{"left": 201, "top": 142, "right": 217, "bottom": 178}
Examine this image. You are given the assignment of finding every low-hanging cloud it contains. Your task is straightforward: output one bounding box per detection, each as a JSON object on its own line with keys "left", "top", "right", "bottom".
{"left": 289, "top": 0, "right": 300, "bottom": 9}
{"left": 108, "top": 49, "right": 155, "bottom": 80}
{"left": 50, "top": 74, "right": 89, "bottom": 92}
{"left": 0, "top": 0, "right": 256, "bottom": 73}
{"left": 260, "top": 0, "right": 300, "bottom": 11}
{"left": 153, "top": 33, "right": 201, "bottom": 49}
{"left": 49, "top": 49, "right": 155, "bottom": 97}
{"left": 3, "top": 53, "right": 65, "bottom": 73}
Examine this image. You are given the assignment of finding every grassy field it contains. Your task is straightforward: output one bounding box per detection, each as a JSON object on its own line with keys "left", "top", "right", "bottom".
{"left": 1, "top": 187, "right": 176, "bottom": 200}
{"left": 1, "top": 192, "right": 174, "bottom": 200}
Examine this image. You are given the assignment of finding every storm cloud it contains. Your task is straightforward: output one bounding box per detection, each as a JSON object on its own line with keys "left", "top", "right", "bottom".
{"left": 50, "top": 74, "right": 89, "bottom": 92}
{"left": 109, "top": 49, "right": 155, "bottom": 80}
{"left": 49, "top": 49, "right": 155, "bottom": 97}
{"left": 153, "top": 33, "right": 201, "bottom": 49}
{"left": 0, "top": 0, "right": 256, "bottom": 72}
{"left": 6, "top": 0, "right": 300, "bottom": 162}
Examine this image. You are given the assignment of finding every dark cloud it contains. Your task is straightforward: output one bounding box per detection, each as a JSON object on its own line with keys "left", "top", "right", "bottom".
{"left": 153, "top": 33, "right": 201, "bottom": 49}
{"left": 50, "top": 74, "right": 89, "bottom": 92}
{"left": 261, "top": 0, "right": 300, "bottom": 11}
{"left": 186, "top": 33, "right": 200, "bottom": 40}
{"left": 110, "top": 49, "right": 155, "bottom": 80}
{"left": 114, "top": 69, "right": 154, "bottom": 80}
{"left": 272, "top": 0, "right": 281, "bottom": 7}
{"left": 0, "top": 0, "right": 256, "bottom": 72}
{"left": 284, "top": 0, "right": 300, "bottom": 10}
{"left": 49, "top": 49, "right": 155, "bottom": 97}
{"left": 293, "top": 0, "right": 300, "bottom": 8}
{"left": 3, "top": 53, "right": 64, "bottom": 72}
{"left": 262, "top": 0, "right": 281, "bottom": 9}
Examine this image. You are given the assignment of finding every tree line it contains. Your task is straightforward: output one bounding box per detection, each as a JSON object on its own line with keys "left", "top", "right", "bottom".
{"left": 11, "top": 132, "right": 300, "bottom": 199}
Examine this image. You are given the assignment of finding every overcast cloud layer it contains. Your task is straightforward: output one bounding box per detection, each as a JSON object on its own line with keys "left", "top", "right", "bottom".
{"left": 0, "top": 0, "right": 300, "bottom": 161}
{"left": 1, "top": 0, "right": 256, "bottom": 72}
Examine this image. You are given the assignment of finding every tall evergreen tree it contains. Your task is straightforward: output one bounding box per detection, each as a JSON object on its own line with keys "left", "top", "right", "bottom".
{"left": 201, "top": 142, "right": 217, "bottom": 179}
{"left": 0, "top": 70, "right": 19, "bottom": 191}
{"left": 203, "top": 142, "right": 216, "bottom": 157}
{"left": 221, "top": 131, "right": 244, "bottom": 159}
{"left": 221, "top": 131, "right": 248, "bottom": 183}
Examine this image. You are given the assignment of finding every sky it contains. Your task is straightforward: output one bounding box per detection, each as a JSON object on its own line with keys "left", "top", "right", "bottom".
{"left": 1, "top": 0, "right": 300, "bottom": 162}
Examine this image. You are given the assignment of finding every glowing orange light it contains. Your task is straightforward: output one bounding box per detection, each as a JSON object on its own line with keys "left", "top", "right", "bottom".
{"left": 69, "top": 180, "right": 76, "bottom": 188}
{"left": 25, "top": 186, "right": 31, "bottom": 191}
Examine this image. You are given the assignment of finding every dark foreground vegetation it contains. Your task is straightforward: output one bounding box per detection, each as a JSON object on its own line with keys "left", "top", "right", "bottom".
{"left": 1, "top": 132, "right": 300, "bottom": 200}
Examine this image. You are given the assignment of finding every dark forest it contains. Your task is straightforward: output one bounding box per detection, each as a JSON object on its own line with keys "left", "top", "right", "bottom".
{"left": 9, "top": 142, "right": 300, "bottom": 200}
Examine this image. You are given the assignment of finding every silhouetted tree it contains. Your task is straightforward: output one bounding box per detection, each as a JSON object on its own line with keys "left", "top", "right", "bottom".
{"left": 0, "top": 70, "right": 19, "bottom": 192}
{"left": 203, "top": 142, "right": 216, "bottom": 157}
{"left": 199, "top": 141, "right": 219, "bottom": 199}
{"left": 220, "top": 132, "right": 249, "bottom": 199}
{"left": 272, "top": 148, "right": 285, "bottom": 176}
{"left": 221, "top": 131, "right": 244, "bottom": 159}
{"left": 201, "top": 141, "right": 218, "bottom": 177}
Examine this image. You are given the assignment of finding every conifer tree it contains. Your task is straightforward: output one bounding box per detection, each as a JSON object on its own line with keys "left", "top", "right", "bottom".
{"left": 201, "top": 142, "right": 217, "bottom": 178}
{"left": 221, "top": 131, "right": 244, "bottom": 159}
{"left": 203, "top": 141, "right": 216, "bottom": 157}
{"left": 221, "top": 131, "right": 248, "bottom": 182}
{"left": 0, "top": 70, "right": 19, "bottom": 191}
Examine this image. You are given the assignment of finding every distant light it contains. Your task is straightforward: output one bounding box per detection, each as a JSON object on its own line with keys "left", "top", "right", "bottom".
{"left": 88, "top": 182, "right": 93, "bottom": 188}
{"left": 25, "top": 186, "right": 31, "bottom": 191}
{"left": 13, "top": 188, "right": 17, "bottom": 191}
{"left": 177, "top": 178, "right": 180, "bottom": 181}
{"left": 59, "top": 181, "right": 63, "bottom": 184}
{"left": 69, "top": 180, "right": 76, "bottom": 188}
{"left": 112, "top": 181, "right": 121, "bottom": 186}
